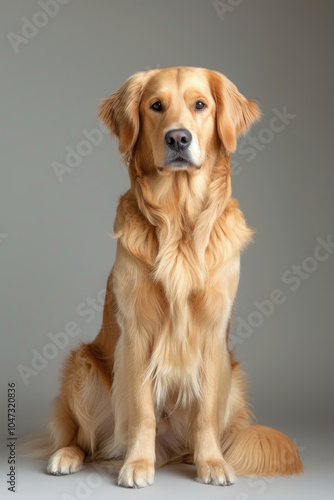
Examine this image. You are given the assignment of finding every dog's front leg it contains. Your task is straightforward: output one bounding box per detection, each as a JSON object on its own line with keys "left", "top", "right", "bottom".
{"left": 193, "top": 338, "right": 235, "bottom": 486}
{"left": 116, "top": 326, "right": 156, "bottom": 488}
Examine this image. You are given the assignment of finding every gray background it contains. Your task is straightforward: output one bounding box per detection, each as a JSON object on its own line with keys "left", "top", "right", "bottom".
{"left": 1, "top": 0, "right": 333, "bottom": 498}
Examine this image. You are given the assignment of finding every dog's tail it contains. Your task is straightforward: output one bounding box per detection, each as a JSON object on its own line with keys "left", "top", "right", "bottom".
{"left": 18, "top": 431, "right": 56, "bottom": 461}
{"left": 222, "top": 424, "right": 304, "bottom": 476}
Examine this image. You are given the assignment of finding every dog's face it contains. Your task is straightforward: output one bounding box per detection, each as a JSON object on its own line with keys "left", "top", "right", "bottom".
{"left": 99, "top": 67, "right": 260, "bottom": 175}
{"left": 138, "top": 68, "right": 218, "bottom": 172}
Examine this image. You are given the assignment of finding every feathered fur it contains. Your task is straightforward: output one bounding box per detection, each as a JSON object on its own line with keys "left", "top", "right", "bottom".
{"left": 21, "top": 67, "right": 303, "bottom": 487}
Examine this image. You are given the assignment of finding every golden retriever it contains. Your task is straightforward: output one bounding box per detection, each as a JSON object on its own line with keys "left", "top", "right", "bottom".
{"left": 31, "top": 67, "right": 303, "bottom": 487}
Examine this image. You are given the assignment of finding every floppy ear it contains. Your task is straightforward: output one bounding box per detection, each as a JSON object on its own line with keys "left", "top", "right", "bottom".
{"left": 211, "top": 71, "right": 261, "bottom": 152}
{"left": 98, "top": 72, "right": 146, "bottom": 154}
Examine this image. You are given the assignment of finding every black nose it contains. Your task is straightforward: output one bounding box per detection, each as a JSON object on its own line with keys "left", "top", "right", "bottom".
{"left": 165, "top": 129, "right": 192, "bottom": 152}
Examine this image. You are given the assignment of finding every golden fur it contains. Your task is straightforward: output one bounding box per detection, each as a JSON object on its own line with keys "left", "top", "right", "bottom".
{"left": 25, "top": 67, "right": 303, "bottom": 487}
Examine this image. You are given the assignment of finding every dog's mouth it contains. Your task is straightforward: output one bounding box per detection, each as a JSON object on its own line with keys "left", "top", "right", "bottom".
{"left": 158, "top": 155, "right": 201, "bottom": 171}
{"left": 170, "top": 156, "right": 193, "bottom": 166}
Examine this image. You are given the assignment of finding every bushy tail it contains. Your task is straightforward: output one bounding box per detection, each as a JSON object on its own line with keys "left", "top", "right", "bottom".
{"left": 18, "top": 431, "right": 56, "bottom": 461}
{"left": 222, "top": 424, "right": 304, "bottom": 476}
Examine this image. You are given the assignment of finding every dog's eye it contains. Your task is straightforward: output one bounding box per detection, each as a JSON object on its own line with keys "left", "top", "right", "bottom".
{"left": 195, "top": 101, "right": 206, "bottom": 110}
{"left": 151, "top": 101, "right": 162, "bottom": 112}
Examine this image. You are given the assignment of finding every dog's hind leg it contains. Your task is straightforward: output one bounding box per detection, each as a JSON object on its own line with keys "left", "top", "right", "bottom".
{"left": 46, "top": 343, "right": 112, "bottom": 475}
{"left": 45, "top": 390, "right": 84, "bottom": 475}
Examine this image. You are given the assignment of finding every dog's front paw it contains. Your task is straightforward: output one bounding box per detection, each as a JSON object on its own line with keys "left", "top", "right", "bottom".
{"left": 196, "top": 459, "right": 235, "bottom": 486}
{"left": 47, "top": 446, "right": 85, "bottom": 476}
{"left": 118, "top": 459, "right": 155, "bottom": 488}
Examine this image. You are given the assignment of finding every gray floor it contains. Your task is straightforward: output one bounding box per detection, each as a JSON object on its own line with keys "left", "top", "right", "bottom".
{"left": 1, "top": 428, "right": 333, "bottom": 500}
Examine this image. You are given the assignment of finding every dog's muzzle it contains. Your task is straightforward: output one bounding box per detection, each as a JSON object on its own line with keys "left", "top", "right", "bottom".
{"left": 162, "top": 128, "right": 195, "bottom": 168}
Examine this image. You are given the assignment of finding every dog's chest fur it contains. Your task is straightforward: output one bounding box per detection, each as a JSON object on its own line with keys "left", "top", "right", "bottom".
{"left": 114, "top": 179, "right": 251, "bottom": 408}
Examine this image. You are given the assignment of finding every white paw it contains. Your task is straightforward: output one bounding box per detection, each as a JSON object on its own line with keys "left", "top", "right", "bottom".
{"left": 196, "top": 459, "right": 236, "bottom": 486}
{"left": 118, "top": 460, "right": 155, "bottom": 488}
{"left": 47, "top": 446, "right": 84, "bottom": 476}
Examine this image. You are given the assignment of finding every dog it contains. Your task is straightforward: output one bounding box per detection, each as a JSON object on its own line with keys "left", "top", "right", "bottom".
{"left": 31, "top": 67, "right": 303, "bottom": 487}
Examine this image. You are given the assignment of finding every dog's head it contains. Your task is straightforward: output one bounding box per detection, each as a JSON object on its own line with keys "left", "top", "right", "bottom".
{"left": 99, "top": 67, "right": 260, "bottom": 175}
